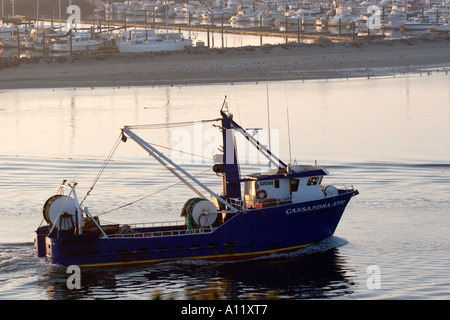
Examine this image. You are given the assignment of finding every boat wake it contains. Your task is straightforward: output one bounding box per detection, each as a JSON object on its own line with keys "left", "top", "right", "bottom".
{"left": 247, "top": 236, "right": 348, "bottom": 262}
{"left": 0, "top": 242, "right": 48, "bottom": 298}
{"left": 0, "top": 242, "right": 40, "bottom": 271}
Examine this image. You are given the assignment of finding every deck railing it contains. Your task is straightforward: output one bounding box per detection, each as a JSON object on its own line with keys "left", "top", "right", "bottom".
{"left": 125, "top": 220, "right": 185, "bottom": 229}
{"left": 230, "top": 196, "right": 294, "bottom": 210}
{"left": 229, "top": 197, "right": 245, "bottom": 211}
{"left": 106, "top": 220, "right": 217, "bottom": 239}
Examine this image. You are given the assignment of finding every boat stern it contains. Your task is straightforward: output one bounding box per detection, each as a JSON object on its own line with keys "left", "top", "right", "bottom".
{"left": 34, "top": 226, "right": 50, "bottom": 258}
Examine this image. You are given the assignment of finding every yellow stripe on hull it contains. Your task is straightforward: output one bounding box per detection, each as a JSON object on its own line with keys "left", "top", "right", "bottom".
{"left": 77, "top": 243, "right": 313, "bottom": 268}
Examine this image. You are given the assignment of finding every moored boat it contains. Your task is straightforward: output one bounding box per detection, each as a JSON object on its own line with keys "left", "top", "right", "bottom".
{"left": 29, "top": 26, "right": 67, "bottom": 51}
{"left": 50, "top": 33, "right": 102, "bottom": 52}
{"left": 0, "top": 36, "right": 33, "bottom": 48}
{"left": 382, "top": 9, "right": 407, "bottom": 29}
{"left": 116, "top": 30, "right": 192, "bottom": 53}
{"left": 435, "top": 23, "right": 450, "bottom": 31}
{"left": 328, "top": 7, "right": 354, "bottom": 27}
{"left": 34, "top": 100, "right": 358, "bottom": 267}
{"left": 402, "top": 15, "right": 443, "bottom": 31}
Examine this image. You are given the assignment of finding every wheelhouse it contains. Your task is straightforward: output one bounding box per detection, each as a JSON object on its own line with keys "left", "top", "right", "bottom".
{"left": 242, "top": 165, "right": 331, "bottom": 209}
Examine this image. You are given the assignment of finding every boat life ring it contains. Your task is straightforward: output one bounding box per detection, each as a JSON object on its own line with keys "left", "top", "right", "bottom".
{"left": 256, "top": 189, "right": 267, "bottom": 200}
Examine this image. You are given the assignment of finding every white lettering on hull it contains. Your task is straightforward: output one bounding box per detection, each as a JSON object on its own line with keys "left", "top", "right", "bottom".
{"left": 286, "top": 200, "right": 347, "bottom": 214}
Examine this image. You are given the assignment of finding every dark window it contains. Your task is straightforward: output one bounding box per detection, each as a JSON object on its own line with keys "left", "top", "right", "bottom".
{"left": 275, "top": 179, "right": 279, "bottom": 188}
{"left": 307, "top": 177, "right": 319, "bottom": 185}
{"left": 290, "top": 179, "right": 299, "bottom": 192}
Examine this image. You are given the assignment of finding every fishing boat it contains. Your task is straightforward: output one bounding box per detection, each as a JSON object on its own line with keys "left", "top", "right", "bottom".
{"left": 34, "top": 100, "right": 358, "bottom": 267}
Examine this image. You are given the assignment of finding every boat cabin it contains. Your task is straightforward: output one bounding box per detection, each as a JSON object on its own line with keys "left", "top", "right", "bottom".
{"left": 242, "top": 165, "right": 330, "bottom": 209}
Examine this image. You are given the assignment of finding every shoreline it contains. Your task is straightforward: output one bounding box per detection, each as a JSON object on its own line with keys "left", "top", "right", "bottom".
{"left": 1, "top": 34, "right": 450, "bottom": 90}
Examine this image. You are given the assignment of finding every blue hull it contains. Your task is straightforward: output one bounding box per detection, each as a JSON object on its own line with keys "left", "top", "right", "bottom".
{"left": 35, "top": 191, "right": 354, "bottom": 267}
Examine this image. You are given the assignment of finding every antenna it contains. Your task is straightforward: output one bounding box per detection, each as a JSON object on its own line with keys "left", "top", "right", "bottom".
{"left": 286, "top": 105, "right": 292, "bottom": 165}
{"left": 285, "top": 84, "right": 292, "bottom": 166}
{"left": 266, "top": 84, "right": 271, "bottom": 168}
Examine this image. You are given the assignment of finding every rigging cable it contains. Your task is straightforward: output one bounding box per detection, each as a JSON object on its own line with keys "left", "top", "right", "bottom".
{"left": 79, "top": 119, "right": 221, "bottom": 209}
{"left": 285, "top": 84, "right": 293, "bottom": 164}
{"left": 266, "top": 84, "right": 272, "bottom": 167}
{"left": 80, "top": 132, "right": 123, "bottom": 205}
{"left": 96, "top": 166, "right": 213, "bottom": 217}
{"left": 148, "top": 141, "right": 212, "bottom": 161}
{"left": 126, "top": 118, "right": 220, "bottom": 130}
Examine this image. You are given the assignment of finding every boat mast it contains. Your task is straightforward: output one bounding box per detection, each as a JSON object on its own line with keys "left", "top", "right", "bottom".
{"left": 165, "top": 0, "right": 169, "bottom": 40}
{"left": 220, "top": 110, "right": 242, "bottom": 200}
{"left": 219, "top": 99, "right": 288, "bottom": 200}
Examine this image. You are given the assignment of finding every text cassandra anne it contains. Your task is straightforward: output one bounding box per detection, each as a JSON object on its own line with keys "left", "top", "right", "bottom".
{"left": 285, "top": 200, "right": 347, "bottom": 214}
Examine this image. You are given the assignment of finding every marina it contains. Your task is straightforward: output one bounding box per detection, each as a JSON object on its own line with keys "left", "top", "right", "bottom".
{"left": 1, "top": 33, "right": 449, "bottom": 90}
{"left": 1, "top": 0, "right": 449, "bottom": 57}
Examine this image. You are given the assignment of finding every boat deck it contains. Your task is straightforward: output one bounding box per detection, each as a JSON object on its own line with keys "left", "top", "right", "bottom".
{"left": 78, "top": 219, "right": 218, "bottom": 239}
{"left": 109, "top": 221, "right": 216, "bottom": 238}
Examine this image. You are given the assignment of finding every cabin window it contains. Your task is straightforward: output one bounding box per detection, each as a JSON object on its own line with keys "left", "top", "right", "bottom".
{"left": 290, "top": 179, "right": 299, "bottom": 192}
{"left": 307, "top": 177, "right": 319, "bottom": 186}
{"left": 275, "top": 179, "right": 280, "bottom": 188}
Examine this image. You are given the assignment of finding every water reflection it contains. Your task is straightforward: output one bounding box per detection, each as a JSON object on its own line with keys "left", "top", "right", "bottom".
{"left": 1, "top": 75, "right": 449, "bottom": 164}
{"left": 37, "top": 238, "right": 354, "bottom": 300}
{"left": 209, "top": 247, "right": 354, "bottom": 299}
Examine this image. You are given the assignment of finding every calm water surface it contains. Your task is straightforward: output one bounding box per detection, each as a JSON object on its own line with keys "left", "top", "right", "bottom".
{"left": 0, "top": 74, "right": 449, "bottom": 299}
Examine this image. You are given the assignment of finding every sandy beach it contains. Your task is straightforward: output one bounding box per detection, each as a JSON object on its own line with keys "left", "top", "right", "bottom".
{"left": 1, "top": 34, "right": 449, "bottom": 90}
